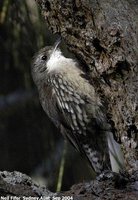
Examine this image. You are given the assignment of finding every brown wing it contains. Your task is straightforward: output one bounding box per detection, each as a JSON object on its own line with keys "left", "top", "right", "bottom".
{"left": 52, "top": 75, "right": 89, "bottom": 135}
{"left": 51, "top": 75, "right": 110, "bottom": 173}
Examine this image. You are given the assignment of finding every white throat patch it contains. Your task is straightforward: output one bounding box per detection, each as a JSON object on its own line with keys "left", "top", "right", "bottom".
{"left": 47, "top": 50, "right": 65, "bottom": 73}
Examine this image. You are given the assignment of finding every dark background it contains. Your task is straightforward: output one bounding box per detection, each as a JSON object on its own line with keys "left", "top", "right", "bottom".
{"left": 0, "top": 0, "right": 92, "bottom": 191}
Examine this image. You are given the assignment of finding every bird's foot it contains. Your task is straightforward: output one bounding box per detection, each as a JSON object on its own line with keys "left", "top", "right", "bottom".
{"left": 96, "top": 169, "right": 130, "bottom": 189}
{"left": 96, "top": 170, "right": 115, "bottom": 181}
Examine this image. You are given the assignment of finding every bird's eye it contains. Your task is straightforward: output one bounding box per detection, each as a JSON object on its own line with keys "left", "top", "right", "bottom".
{"left": 41, "top": 55, "right": 47, "bottom": 60}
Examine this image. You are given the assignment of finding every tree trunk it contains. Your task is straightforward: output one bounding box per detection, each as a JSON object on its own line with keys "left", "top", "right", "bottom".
{"left": 36, "top": 0, "right": 138, "bottom": 173}
{"left": 0, "top": 171, "right": 137, "bottom": 200}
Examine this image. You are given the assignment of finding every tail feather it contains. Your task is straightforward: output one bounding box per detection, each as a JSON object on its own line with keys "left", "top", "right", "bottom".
{"left": 107, "top": 132, "right": 124, "bottom": 172}
{"left": 83, "top": 144, "right": 104, "bottom": 174}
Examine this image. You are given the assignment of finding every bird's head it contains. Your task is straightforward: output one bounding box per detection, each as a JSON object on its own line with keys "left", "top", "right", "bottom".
{"left": 32, "top": 39, "right": 62, "bottom": 84}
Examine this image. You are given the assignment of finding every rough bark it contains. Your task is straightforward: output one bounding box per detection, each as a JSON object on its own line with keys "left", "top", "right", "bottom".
{"left": 0, "top": 171, "right": 54, "bottom": 197}
{"left": 35, "top": 0, "right": 138, "bottom": 173}
{"left": 0, "top": 171, "right": 137, "bottom": 200}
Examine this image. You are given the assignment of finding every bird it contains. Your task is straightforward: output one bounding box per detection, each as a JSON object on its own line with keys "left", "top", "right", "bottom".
{"left": 31, "top": 39, "right": 124, "bottom": 174}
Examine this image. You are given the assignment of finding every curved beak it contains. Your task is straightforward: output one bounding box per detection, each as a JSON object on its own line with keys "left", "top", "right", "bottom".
{"left": 53, "top": 36, "right": 62, "bottom": 52}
